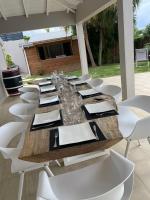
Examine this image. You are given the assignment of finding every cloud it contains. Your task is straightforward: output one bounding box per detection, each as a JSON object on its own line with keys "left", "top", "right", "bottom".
{"left": 136, "top": 0, "right": 150, "bottom": 29}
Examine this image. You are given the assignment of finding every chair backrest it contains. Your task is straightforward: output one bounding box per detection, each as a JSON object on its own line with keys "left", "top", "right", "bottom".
{"left": 87, "top": 79, "right": 103, "bottom": 88}
{"left": 80, "top": 74, "right": 91, "bottom": 81}
{"left": 37, "top": 150, "right": 134, "bottom": 200}
{"left": 20, "top": 92, "right": 39, "bottom": 104}
{"left": 0, "top": 122, "right": 28, "bottom": 158}
{"left": 18, "top": 86, "right": 40, "bottom": 94}
{"left": 96, "top": 85, "right": 121, "bottom": 98}
{"left": 119, "top": 95, "right": 150, "bottom": 113}
{"left": 9, "top": 103, "right": 36, "bottom": 120}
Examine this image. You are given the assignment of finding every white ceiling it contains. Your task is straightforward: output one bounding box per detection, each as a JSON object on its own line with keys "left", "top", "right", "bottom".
{"left": 0, "top": 0, "right": 83, "bottom": 20}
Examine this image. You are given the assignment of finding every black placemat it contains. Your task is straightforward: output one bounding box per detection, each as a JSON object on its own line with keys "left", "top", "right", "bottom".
{"left": 81, "top": 105, "right": 118, "bottom": 120}
{"left": 49, "top": 121, "right": 106, "bottom": 150}
{"left": 47, "top": 77, "right": 52, "bottom": 80}
{"left": 78, "top": 92, "right": 103, "bottom": 99}
{"left": 70, "top": 82, "right": 88, "bottom": 86}
{"left": 67, "top": 78, "right": 79, "bottom": 82}
{"left": 39, "top": 99, "right": 61, "bottom": 107}
{"left": 30, "top": 110, "right": 63, "bottom": 131}
{"left": 40, "top": 88, "right": 57, "bottom": 94}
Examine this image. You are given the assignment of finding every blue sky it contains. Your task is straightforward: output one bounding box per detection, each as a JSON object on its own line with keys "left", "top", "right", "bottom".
{"left": 136, "top": 0, "right": 150, "bottom": 29}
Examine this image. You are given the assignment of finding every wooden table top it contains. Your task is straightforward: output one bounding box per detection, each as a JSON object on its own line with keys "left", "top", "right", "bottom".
{"left": 19, "top": 83, "right": 122, "bottom": 163}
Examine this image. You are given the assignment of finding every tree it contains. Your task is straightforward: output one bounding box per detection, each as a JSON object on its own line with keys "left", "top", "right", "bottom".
{"left": 133, "top": 0, "right": 141, "bottom": 10}
{"left": 143, "top": 24, "right": 150, "bottom": 38}
{"left": 64, "top": 26, "right": 70, "bottom": 37}
{"left": 64, "top": 25, "right": 77, "bottom": 37}
{"left": 134, "top": 27, "right": 144, "bottom": 40}
{"left": 85, "top": 5, "right": 117, "bottom": 66}
{"left": 84, "top": 23, "right": 97, "bottom": 67}
{"left": 84, "top": 0, "right": 141, "bottom": 66}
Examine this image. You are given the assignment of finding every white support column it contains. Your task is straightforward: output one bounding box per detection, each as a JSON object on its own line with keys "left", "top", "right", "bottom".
{"left": 0, "top": 41, "right": 7, "bottom": 102}
{"left": 76, "top": 23, "right": 89, "bottom": 75}
{"left": 117, "top": 0, "right": 135, "bottom": 100}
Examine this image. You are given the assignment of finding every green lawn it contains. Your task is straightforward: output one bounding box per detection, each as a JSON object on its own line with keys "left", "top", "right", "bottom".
{"left": 23, "top": 61, "right": 150, "bottom": 84}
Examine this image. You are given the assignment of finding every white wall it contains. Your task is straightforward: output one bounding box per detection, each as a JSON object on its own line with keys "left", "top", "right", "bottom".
{"left": 3, "top": 39, "right": 29, "bottom": 74}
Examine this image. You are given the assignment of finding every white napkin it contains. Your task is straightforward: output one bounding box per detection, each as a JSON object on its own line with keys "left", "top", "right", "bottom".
{"left": 78, "top": 88, "right": 99, "bottom": 96}
{"left": 39, "top": 81, "right": 51, "bottom": 86}
{"left": 40, "top": 85, "right": 56, "bottom": 93}
{"left": 33, "top": 110, "right": 60, "bottom": 126}
{"left": 70, "top": 80, "right": 85, "bottom": 86}
{"left": 40, "top": 95, "right": 59, "bottom": 105}
{"left": 59, "top": 122, "right": 96, "bottom": 145}
{"left": 85, "top": 101, "right": 115, "bottom": 114}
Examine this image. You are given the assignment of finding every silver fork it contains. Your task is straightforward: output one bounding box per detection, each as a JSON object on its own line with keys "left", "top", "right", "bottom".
{"left": 54, "top": 132, "right": 59, "bottom": 147}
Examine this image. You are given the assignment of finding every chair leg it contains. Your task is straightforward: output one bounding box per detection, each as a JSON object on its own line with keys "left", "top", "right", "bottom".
{"left": 55, "top": 160, "right": 61, "bottom": 167}
{"left": 44, "top": 165, "right": 54, "bottom": 177}
{"left": 137, "top": 140, "right": 141, "bottom": 146}
{"left": 18, "top": 172, "right": 24, "bottom": 200}
{"left": 147, "top": 137, "right": 150, "bottom": 144}
{"left": 125, "top": 140, "right": 130, "bottom": 158}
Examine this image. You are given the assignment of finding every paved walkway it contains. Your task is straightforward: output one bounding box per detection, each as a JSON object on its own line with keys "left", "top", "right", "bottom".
{"left": 103, "top": 72, "right": 150, "bottom": 95}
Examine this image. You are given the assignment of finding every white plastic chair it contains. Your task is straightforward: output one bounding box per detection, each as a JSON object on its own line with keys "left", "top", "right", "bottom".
{"left": 0, "top": 122, "right": 55, "bottom": 200}
{"left": 118, "top": 95, "right": 150, "bottom": 157}
{"left": 9, "top": 103, "right": 37, "bottom": 121}
{"left": 79, "top": 74, "right": 91, "bottom": 81}
{"left": 87, "top": 78, "right": 103, "bottom": 88}
{"left": 18, "top": 86, "right": 40, "bottom": 94}
{"left": 37, "top": 150, "right": 134, "bottom": 200}
{"left": 20, "top": 92, "right": 39, "bottom": 104}
{"left": 95, "top": 85, "right": 121, "bottom": 103}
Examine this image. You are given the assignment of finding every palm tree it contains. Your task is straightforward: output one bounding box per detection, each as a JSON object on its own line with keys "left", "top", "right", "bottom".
{"left": 84, "top": 0, "right": 141, "bottom": 66}
{"left": 84, "top": 23, "right": 97, "bottom": 67}
{"left": 133, "top": 0, "right": 141, "bottom": 10}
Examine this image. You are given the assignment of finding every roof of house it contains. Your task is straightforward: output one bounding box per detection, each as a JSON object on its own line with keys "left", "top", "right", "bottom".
{"left": 22, "top": 29, "right": 77, "bottom": 48}
{"left": 28, "top": 30, "right": 72, "bottom": 43}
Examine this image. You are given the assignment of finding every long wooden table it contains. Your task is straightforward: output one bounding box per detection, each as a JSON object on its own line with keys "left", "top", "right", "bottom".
{"left": 19, "top": 83, "right": 122, "bottom": 163}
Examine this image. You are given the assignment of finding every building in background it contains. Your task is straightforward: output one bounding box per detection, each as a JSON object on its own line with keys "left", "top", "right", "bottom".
{"left": 0, "top": 32, "right": 29, "bottom": 74}
{"left": 23, "top": 30, "right": 81, "bottom": 75}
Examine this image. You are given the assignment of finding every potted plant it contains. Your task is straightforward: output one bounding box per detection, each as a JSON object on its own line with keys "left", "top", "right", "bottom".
{"left": 2, "top": 53, "right": 23, "bottom": 96}
{"left": 5, "top": 54, "right": 16, "bottom": 69}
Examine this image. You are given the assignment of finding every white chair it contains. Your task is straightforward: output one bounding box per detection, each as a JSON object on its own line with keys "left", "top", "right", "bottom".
{"left": 18, "top": 86, "right": 40, "bottom": 94}
{"left": 95, "top": 85, "right": 121, "bottom": 103}
{"left": 20, "top": 92, "right": 39, "bottom": 104}
{"left": 87, "top": 78, "right": 103, "bottom": 88}
{"left": 0, "top": 122, "right": 55, "bottom": 200}
{"left": 118, "top": 95, "right": 150, "bottom": 157}
{"left": 79, "top": 74, "right": 91, "bottom": 81}
{"left": 9, "top": 103, "right": 37, "bottom": 121}
{"left": 37, "top": 150, "right": 134, "bottom": 200}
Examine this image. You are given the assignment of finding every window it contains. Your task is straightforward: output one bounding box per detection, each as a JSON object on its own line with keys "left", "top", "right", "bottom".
{"left": 37, "top": 41, "right": 73, "bottom": 60}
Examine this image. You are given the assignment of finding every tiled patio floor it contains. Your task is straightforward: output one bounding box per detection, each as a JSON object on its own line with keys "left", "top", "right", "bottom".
{"left": 103, "top": 72, "right": 150, "bottom": 95}
{"left": 1, "top": 72, "right": 150, "bottom": 200}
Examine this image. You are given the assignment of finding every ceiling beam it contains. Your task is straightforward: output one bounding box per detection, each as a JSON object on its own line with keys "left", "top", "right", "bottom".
{"left": 0, "top": 12, "right": 75, "bottom": 34}
{"left": 22, "top": 0, "right": 29, "bottom": 18}
{"left": 54, "top": 0, "right": 76, "bottom": 13}
{"left": 0, "top": 1, "right": 7, "bottom": 20}
{"left": 76, "top": 0, "right": 116, "bottom": 23}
